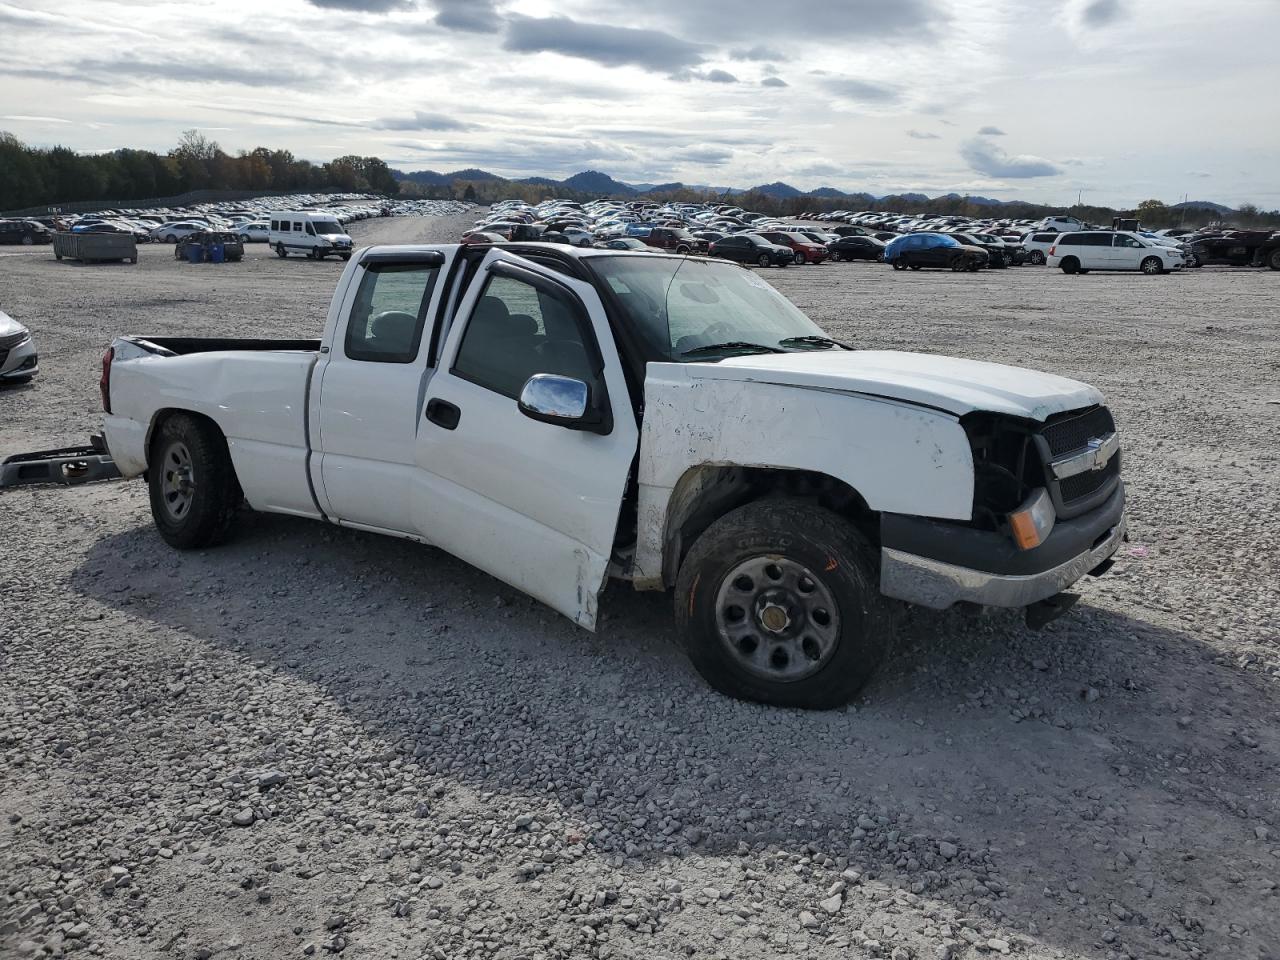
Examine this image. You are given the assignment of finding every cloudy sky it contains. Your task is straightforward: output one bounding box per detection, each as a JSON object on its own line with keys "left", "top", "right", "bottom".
{"left": 1, "top": 0, "right": 1276, "bottom": 206}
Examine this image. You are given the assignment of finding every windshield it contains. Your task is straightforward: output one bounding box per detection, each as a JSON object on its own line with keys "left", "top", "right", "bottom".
{"left": 588, "top": 256, "right": 833, "bottom": 362}
{"left": 312, "top": 220, "right": 344, "bottom": 235}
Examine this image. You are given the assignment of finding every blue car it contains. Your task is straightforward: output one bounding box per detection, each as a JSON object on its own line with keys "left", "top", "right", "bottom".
{"left": 885, "top": 232, "right": 987, "bottom": 272}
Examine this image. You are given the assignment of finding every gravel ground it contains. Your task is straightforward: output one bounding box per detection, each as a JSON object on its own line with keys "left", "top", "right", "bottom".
{"left": 1, "top": 214, "right": 1278, "bottom": 960}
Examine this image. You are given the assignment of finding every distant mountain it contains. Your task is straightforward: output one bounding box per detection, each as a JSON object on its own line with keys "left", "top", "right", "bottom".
{"left": 633, "top": 181, "right": 686, "bottom": 194}
{"left": 561, "top": 170, "right": 637, "bottom": 195}
{"left": 1172, "top": 200, "right": 1232, "bottom": 214}
{"left": 750, "top": 181, "right": 803, "bottom": 199}
{"left": 806, "top": 187, "right": 846, "bottom": 199}
{"left": 517, "top": 176, "right": 561, "bottom": 187}
{"left": 394, "top": 167, "right": 505, "bottom": 186}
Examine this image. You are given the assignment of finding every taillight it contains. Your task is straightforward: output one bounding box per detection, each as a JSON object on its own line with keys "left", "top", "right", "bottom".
{"left": 100, "top": 346, "right": 114, "bottom": 413}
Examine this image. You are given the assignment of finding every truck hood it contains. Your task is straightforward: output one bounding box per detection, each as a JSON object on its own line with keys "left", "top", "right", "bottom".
{"left": 691, "top": 350, "right": 1102, "bottom": 421}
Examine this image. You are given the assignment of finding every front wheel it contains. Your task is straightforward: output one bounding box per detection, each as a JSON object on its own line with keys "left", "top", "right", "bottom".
{"left": 793, "top": 251, "right": 805, "bottom": 265}
{"left": 1140, "top": 256, "right": 1164, "bottom": 275}
{"left": 757, "top": 254, "right": 771, "bottom": 268}
{"left": 239, "top": 234, "right": 250, "bottom": 243}
{"left": 21, "top": 235, "right": 33, "bottom": 246}
{"left": 148, "top": 414, "right": 243, "bottom": 549}
{"left": 675, "top": 499, "right": 891, "bottom": 709}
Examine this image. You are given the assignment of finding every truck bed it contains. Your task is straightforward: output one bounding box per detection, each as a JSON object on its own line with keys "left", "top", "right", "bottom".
{"left": 122, "top": 335, "right": 321, "bottom": 356}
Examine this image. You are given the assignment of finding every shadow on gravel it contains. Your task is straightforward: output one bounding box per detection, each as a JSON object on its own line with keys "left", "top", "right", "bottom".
{"left": 72, "top": 511, "right": 1280, "bottom": 958}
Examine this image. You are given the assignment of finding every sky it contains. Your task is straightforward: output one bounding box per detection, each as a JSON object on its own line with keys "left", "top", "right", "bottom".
{"left": 1, "top": 0, "right": 1277, "bottom": 208}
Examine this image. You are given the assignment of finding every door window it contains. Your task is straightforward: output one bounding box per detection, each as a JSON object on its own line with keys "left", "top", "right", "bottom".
{"left": 344, "top": 263, "right": 439, "bottom": 363}
{"left": 1115, "top": 235, "right": 1142, "bottom": 248}
{"left": 453, "top": 272, "right": 601, "bottom": 400}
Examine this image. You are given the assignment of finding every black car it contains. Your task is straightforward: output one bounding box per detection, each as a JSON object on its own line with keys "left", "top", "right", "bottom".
{"left": 0, "top": 220, "right": 52, "bottom": 245}
{"left": 828, "top": 235, "right": 886, "bottom": 262}
{"left": 708, "top": 233, "right": 792, "bottom": 267}
{"left": 951, "top": 233, "right": 1009, "bottom": 269}
{"left": 1182, "top": 231, "right": 1280, "bottom": 270}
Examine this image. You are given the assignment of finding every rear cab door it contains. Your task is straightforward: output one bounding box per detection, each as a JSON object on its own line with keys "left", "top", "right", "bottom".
{"left": 410, "top": 248, "right": 639, "bottom": 628}
{"left": 311, "top": 246, "right": 456, "bottom": 533}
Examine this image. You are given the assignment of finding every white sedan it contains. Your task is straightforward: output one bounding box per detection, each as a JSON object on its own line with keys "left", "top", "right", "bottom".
{"left": 0, "top": 310, "right": 38, "bottom": 383}
{"left": 148, "top": 222, "right": 206, "bottom": 243}
{"left": 237, "top": 222, "right": 271, "bottom": 243}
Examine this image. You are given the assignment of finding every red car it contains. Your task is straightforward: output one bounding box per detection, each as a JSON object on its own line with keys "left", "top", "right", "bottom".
{"left": 758, "top": 231, "right": 829, "bottom": 264}
{"left": 640, "top": 227, "right": 708, "bottom": 255}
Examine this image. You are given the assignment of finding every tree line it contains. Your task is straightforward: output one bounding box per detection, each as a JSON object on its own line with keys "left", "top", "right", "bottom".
{"left": 0, "top": 130, "right": 399, "bottom": 211}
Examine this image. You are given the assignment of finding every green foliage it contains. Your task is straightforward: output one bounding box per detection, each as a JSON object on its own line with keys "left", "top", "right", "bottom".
{"left": 0, "top": 131, "right": 399, "bottom": 211}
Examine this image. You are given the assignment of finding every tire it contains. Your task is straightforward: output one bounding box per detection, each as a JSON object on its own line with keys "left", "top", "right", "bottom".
{"left": 793, "top": 251, "right": 805, "bottom": 265}
{"left": 1060, "top": 257, "right": 1080, "bottom": 275}
{"left": 315, "top": 249, "right": 326, "bottom": 260}
{"left": 239, "top": 234, "right": 250, "bottom": 243}
{"left": 341, "top": 253, "right": 351, "bottom": 261}
{"left": 276, "top": 243, "right": 287, "bottom": 258}
{"left": 1140, "top": 256, "right": 1163, "bottom": 275}
{"left": 892, "top": 262, "right": 905, "bottom": 271}
{"left": 1268, "top": 248, "right": 1280, "bottom": 271}
{"left": 674, "top": 499, "right": 892, "bottom": 709}
{"left": 676, "top": 245, "right": 690, "bottom": 255}
{"left": 909, "top": 264, "right": 921, "bottom": 271}
{"left": 21, "top": 235, "right": 33, "bottom": 246}
{"left": 950, "top": 256, "right": 966, "bottom": 272}
{"left": 757, "top": 254, "right": 771, "bottom": 268}
{"left": 147, "top": 414, "right": 242, "bottom": 549}
{"left": 164, "top": 234, "right": 177, "bottom": 244}
{"left": 1029, "top": 250, "right": 1046, "bottom": 265}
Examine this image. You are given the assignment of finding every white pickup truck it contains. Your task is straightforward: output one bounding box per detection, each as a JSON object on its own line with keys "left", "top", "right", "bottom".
{"left": 101, "top": 243, "right": 1126, "bottom": 708}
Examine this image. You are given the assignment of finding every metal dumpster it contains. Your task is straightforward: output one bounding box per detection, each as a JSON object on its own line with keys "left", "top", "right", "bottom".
{"left": 53, "top": 232, "right": 138, "bottom": 264}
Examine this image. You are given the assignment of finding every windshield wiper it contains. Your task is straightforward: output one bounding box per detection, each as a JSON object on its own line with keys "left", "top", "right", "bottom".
{"left": 777, "top": 335, "right": 851, "bottom": 350}
{"left": 681, "top": 341, "right": 787, "bottom": 358}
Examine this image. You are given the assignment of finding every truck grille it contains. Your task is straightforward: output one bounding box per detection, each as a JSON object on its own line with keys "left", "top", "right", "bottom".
{"left": 1038, "top": 405, "right": 1120, "bottom": 512}
{"left": 1041, "top": 405, "right": 1115, "bottom": 457}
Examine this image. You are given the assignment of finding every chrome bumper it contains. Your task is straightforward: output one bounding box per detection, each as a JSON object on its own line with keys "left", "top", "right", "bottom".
{"left": 880, "top": 516, "right": 1127, "bottom": 610}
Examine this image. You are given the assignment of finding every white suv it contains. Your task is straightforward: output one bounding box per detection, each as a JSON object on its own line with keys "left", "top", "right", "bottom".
{"left": 1047, "top": 231, "right": 1184, "bottom": 275}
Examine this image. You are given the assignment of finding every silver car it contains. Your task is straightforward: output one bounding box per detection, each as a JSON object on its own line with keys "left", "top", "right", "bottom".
{"left": 0, "top": 310, "right": 38, "bottom": 383}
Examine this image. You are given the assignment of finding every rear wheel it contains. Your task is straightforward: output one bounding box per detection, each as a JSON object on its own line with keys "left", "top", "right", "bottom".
{"left": 675, "top": 499, "right": 892, "bottom": 709}
{"left": 909, "top": 264, "right": 922, "bottom": 271}
{"left": 1029, "top": 250, "right": 1046, "bottom": 265}
{"left": 1140, "top": 256, "right": 1164, "bottom": 275}
{"left": 164, "top": 234, "right": 177, "bottom": 244}
{"left": 147, "top": 414, "right": 242, "bottom": 549}
{"left": 275, "top": 243, "right": 287, "bottom": 258}
{"left": 1268, "top": 248, "right": 1280, "bottom": 271}
{"left": 1060, "top": 257, "right": 1080, "bottom": 274}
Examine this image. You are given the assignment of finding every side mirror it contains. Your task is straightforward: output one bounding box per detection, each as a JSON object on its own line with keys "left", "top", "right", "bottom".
{"left": 518, "top": 374, "right": 610, "bottom": 434}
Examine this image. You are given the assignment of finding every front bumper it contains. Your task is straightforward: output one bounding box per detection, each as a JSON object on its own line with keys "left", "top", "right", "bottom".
{"left": 880, "top": 486, "right": 1126, "bottom": 610}
{"left": 0, "top": 336, "right": 38, "bottom": 380}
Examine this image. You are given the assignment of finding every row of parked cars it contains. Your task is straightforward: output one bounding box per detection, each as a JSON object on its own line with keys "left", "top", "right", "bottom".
{"left": 460, "top": 199, "right": 1279, "bottom": 277}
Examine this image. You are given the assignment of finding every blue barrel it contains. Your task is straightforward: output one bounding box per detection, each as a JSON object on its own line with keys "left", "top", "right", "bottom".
{"left": 210, "top": 243, "right": 225, "bottom": 263}
{"left": 185, "top": 243, "right": 202, "bottom": 264}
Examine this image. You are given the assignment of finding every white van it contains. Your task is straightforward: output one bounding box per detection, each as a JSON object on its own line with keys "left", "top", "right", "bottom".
{"left": 268, "top": 212, "right": 354, "bottom": 260}
{"left": 1047, "top": 231, "right": 1184, "bottom": 275}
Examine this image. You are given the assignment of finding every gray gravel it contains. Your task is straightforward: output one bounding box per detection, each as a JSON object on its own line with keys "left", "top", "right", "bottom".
{"left": 2, "top": 214, "right": 1278, "bottom": 960}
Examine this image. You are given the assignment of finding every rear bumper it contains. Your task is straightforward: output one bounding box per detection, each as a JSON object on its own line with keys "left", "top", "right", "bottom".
{"left": 879, "top": 485, "right": 1126, "bottom": 610}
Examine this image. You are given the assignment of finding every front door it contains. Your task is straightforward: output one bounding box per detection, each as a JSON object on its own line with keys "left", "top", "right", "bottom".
{"left": 314, "top": 250, "right": 450, "bottom": 533}
{"left": 411, "top": 250, "right": 638, "bottom": 628}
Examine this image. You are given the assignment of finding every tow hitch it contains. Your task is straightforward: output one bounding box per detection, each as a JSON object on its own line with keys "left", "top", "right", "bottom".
{"left": 1025, "top": 592, "right": 1080, "bottom": 630}
{"left": 0, "top": 435, "right": 121, "bottom": 489}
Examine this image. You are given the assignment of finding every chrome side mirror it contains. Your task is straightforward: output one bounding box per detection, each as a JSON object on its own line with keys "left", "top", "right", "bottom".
{"left": 518, "top": 374, "right": 610, "bottom": 434}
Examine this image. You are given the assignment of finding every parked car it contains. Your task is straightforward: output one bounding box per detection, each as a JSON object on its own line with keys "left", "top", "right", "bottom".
{"left": 1038, "top": 216, "right": 1087, "bottom": 233}
{"left": 100, "top": 243, "right": 1126, "bottom": 709}
{"left": 827, "top": 235, "right": 886, "bottom": 262}
{"left": 149, "top": 221, "right": 206, "bottom": 243}
{"left": 0, "top": 310, "right": 38, "bottom": 383}
{"left": 1021, "top": 231, "right": 1061, "bottom": 265}
{"left": 885, "top": 233, "right": 987, "bottom": 271}
{"left": 1181, "top": 231, "right": 1280, "bottom": 270}
{"left": 237, "top": 222, "right": 270, "bottom": 243}
{"left": 268, "top": 211, "right": 353, "bottom": 260}
{"left": 708, "top": 233, "right": 793, "bottom": 267}
{"left": 757, "top": 231, "right": 829, "bottom": 264}
{"left": 640, "top": 227, "right": 707, "bottom": 255}
{"left": 594, "top": 237, "right": 649, "bottom": 251}
{"left": 0, "top": 220, "right": 52, "bottom": 245}
{"left": 951, "top": 233, "right": 1011, "bottom": 269}
{"left": 560, "top": 227, "right": 595, "bottom": 247}
{"left": 1047, "top": 231, "right": 1184, "bottom": 274}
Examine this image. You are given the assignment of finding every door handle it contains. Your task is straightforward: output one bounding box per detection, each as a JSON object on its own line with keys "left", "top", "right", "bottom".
{"left": 425, "top": 398, "right": 461, "bottom": 430}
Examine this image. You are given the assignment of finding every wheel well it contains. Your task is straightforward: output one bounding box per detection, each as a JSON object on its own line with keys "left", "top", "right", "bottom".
{"left": 147, "top": 408, "right": 225, "bottom": 458}
{"left": 661, "top": 466, "right": 878, "bottom": 587}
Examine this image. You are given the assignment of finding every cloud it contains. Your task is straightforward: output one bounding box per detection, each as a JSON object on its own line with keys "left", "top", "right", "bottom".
{"left": 71, "top": 55, "right": 310, "bottom": 88}
{"left": 960, "top": 138, "right": 1061, "bottom": 178}
{"left": 824, "top": 77, "right": 901, "bottom": 104}
{"left": 705, "top": 69, "right": 738, "bottom": 84}
{"left": 370, "top": 110, "right": 472, "bottom": 131}
{"left": 730, "top": 45, "right": 786, "bottom": 62}
{"left": 306, "top": 0, "right": 413, "bottom": 11}
{"left": 1080, "top": 0, "right": 1126, "bottom": 27}
{"left": 907, "top": 129, "right": 941, "bottom": 140}
{"left": 761, "top": 76, "right": 788, "bottom": 88}
{"left": 977, "top": 125, "right": 1005, "bottom": 136}
{"left": 673, "top": 146, "right": 734, "bottom": 165}
{"left": 671, "top": 68, "right": 740, "bottom": 84}
{"left": 611, "top": 0, "right": 946, "bottom": 44}
{"left": 0, "top": 114, "right": 73, "bottom": 124}
{"left": 432, "top": 0, "right": 502, "bottom": 33}
{"left": 503, "top": 15, "right": 706, "bottom": 73}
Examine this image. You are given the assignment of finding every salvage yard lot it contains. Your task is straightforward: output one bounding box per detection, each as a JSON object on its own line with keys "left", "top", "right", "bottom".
{"left": 2, "top": 213, "right": 1278, "bottom": 960}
